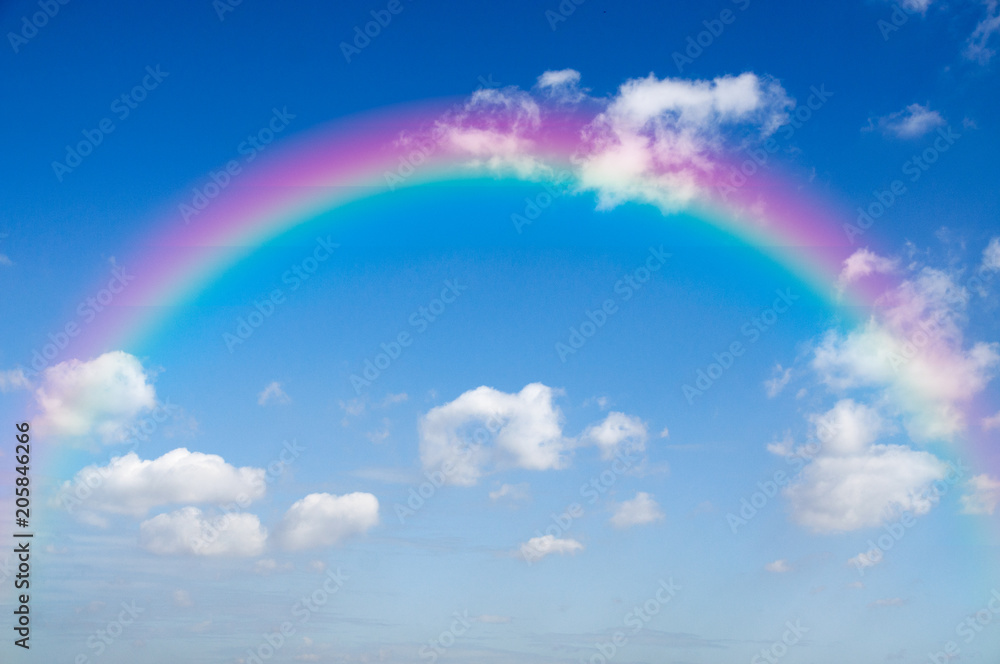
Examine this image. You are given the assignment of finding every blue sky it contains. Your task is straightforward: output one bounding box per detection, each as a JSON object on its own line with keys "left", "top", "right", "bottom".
{"left": 2, "top": 1, "right": 1000, "bottom": 663}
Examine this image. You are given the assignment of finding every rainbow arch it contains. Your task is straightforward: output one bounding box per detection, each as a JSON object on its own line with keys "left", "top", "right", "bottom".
{"left": 55, "top": 99, "right": 996, "bottom": 486}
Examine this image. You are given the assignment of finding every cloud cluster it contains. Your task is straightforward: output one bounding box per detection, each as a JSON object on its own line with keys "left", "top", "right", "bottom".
{"left": 778, "top": 400, "right": 948, "bottom": 533}
{"left": 813, "top": 267, "right": 999, "bottom": 441}
{"left": 434, "top": 69, "right": 793, "bottom": 213}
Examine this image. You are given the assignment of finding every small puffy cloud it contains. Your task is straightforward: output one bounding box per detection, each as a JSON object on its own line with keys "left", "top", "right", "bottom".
{"left": 536, "top": 69, "right": 585, "bottom": 102}
{"left": 764, "top": 364, "right": 792, "bottom": 398}
{"left": 983, "top": 411, "right": 1000, "bottom": 431}
{"left": 489, "top": 482, "right": 530, "bottom": 503}
{"left": 34, "top": 351, "right": 156, "bottom": 442}
{"left": 848, "top": 548, "right": 883, "bottom": 571}
{"left": 518, "top": 535, "right": 583, "bottom": 562}
{"left": 581, "top": 411, "right": 648, "bottom": 460}
{"left": 419, "top": 383, "right": 570, "bottom": 486}
{"left": 960, "top": 474, "right": 1000, "bottom": 515}
{"left": 765, "top": 559, "right": 791, "bottom": 573}
{"left": 474, "top": 614, "right": 512, "bottom": 624}
{"left": 609, "top": 492, "right": 664, "bottom": 528}
{"left": 0, "top": 368, "right": 29, "bottom": 393}
{"left": 277, "top": 492, "right": 379, "bottom": 551}
{"left": 139, "top": 507, "right": 267, "bottom": 557}
{"left": 784, "top": 400, "right": 948, "bottom": 533}
{"left": 867, "top": 103, "right": 945, "bottom": 139}
{"left": 59, "top": 448, "right": 266, "bottom": 516}
{"left": 982, "top": 237, "right": 1000, "bottom": 272}
{"left": 838, "top": 249, "right": 898, "bottom": 289}
{"left": 257, "top": 381, "right": 290, "bottom": 406}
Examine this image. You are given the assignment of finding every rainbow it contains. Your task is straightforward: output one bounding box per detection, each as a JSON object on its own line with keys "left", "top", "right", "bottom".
{"left": 49, "top": 98, "right": 999, "bottom": 487}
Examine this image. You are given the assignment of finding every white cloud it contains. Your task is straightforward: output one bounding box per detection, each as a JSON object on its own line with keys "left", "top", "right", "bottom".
{"left": 783, "top": 400, "right": 948, "bottom": 533}
{"left": 838, "top": 248, "right": 898, "bottom": 289}
{"left": 764, "top": 364, "right": 792, "bottom": 398}
{"left": 257, "top": 381, "right": 291, "bottom": 406}
{"left": 277, "top": 492, "right": 379, "bottom": 551}
{"left": 610, "top": 492, "right": 664, "bottom": 528}
{"left": 765, "top": 559, "right": 791, "bottom": 573}
{"left": 983, "top": 411, "right": 1000, "bottom": 430}
{"left": 489, "top": 482, "right": 530, "bottom": 502}
{"left": 982, "top": 237, "right": 1000, "bottom": 272}
{"left": 0, "top": 368, "right": 29, "bottom": 392}
{"left": 474, "top": 614, "right": 512, "bottom": 624}
{"left": 848, "top": 548, "right": 883, "bottom": 571}
{"left": 965, "top": 0, "right": 1000, "bottom": 63}
{"left": 581, "top": 411, "right": 648, "bottom": 460}
{"left": 868, "top": 103, "right": 945, "bottom": 139}
{"left": 173, "top": 590, "right": 193, "bottom": 607}
{"left": 536, "top": 69, "right": 585, "bottom": 102}
{"left": 34, "top": 351, "right": 156, "bottom": 442}
{"left": 812, "top": 268, "right": 999, "bottom": 441}
{"left": 960, "top": 474, "right": 1000, "bottom": 515}
{"left": 419, "top": 383, "right": 570, "bottom": 486}
{"left": 518, "top": 534, "right": 583, "bottom": 562}
{"left": 436, "top": 87, "right": 546, "bottom": 178}
{"left": 139, "top": 507, "right": 267, "bottom": 557}
{"left": 60, "top": 448, "right": 266, "bottom": 516}
{"left": 576, "top": 72, "right": 792, "bottom": 212}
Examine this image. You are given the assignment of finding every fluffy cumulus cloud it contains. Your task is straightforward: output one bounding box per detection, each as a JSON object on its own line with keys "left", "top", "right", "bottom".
{"left": 780, "top": 400, "right": 948, "bottom": 533}
{"left": 139, "top": 507, "right": 267, "bottom": 557}
{"left": 34, "top": 351, "right": 157, "bottom": 442}
{"left": 813, "top": 268, "right": 999, "bottom": 441}
{"left": 609, "top": 492, "right": 664, "bottom": 528}
{"left": 867, "top": 103, "right": 945, "bottom": 139}
{"left": 581, "top": 411, "right": 648, "bottom": 460}
{"left": 960, "top": 474, "right": 1000, "bottom": 515}
{"left": 419, "top": 383, "right": 570, "bottom": 486}
{"left": 518, "top": 535, "right": 583, "bottom": 562}
{"left": 59, "top": 448, "right": 266, "bottom": 516}
{"left": 277, "top": 492, "right": 379, "bottom": 551}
